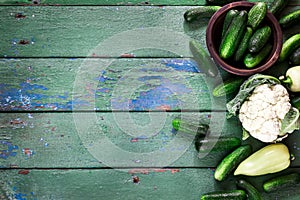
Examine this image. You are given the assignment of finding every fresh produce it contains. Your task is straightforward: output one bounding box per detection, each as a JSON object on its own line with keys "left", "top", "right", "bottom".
{"left": 268, "top": 0, "right": 290, "bottom": 17}
{"left": 236, "top": 179, "right": 262, "bottom": 200}
{"left": 279, "top": 9, "right": 300, "bottom": 29}
{"left": 292, "top": 96, "right": 300, "bottom": 110}
{"left": 248, "top": 26, "right": 271, "bottom": 53}
{"left": 172, "top": 118, "right": 209, "bottom": 137}
{"left": 195, "top": 137, "right": 241, "bottom": 153}
{"left": 184, "top": 6, "right": 221, "bottom": 22}
{"left": 263, "top": 172, "right": 300, "bottom": 193}
{"left": 244, "top": 43, "right": 273, "bottom": 69}
{"left": 290, "top": 46, "right": 300, "bottom": 65}
{"left": 222, "top": 9, "right": 239, "bottom": 38}
{"left": 212, "top": 77, "right": 245, "bottom": 97}
{"left": 227, "top": 74, "right": 300, "bottom": 142}
{"left": 201, "top": 190, "right": 247, "bottom": 200}
{"left": 280, "top": 66, "right": 300, "bottom": 92}
{"left": 279, "top": 33, "right": 300, "bottom": 62}
{"left": 234, "top": 143, "right": 291, "bottom": 176}
{"left": 234, "top": 26, "right": 253, "bottom": 62}
{"left": 247, "top": 2, "right": 267, "bottom": 30}
{"left": 219, "top": 10, "right": 248, "bottom": 59}
{"left": 189, "top": 40, "right": 219, "bottom": 77}
{"left": 214, "top": 145, "right": 252, "bottom": 181}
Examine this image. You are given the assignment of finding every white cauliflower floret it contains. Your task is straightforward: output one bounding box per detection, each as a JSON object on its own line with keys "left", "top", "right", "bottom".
{"left": 239, "top": 84, "right": 291, "bottom": 143}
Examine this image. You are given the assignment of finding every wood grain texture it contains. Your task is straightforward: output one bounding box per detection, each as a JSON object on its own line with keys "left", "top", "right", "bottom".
{"left": 0, "top": 58, "right": 229, "bottom": 111}
{"left": 1, "top": 168, "right": 300, "bottom": 200}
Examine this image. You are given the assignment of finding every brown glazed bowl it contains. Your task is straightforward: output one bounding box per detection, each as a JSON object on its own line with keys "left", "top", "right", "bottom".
{"left": 206, "top": 2, "right": 282, "bottom": 76}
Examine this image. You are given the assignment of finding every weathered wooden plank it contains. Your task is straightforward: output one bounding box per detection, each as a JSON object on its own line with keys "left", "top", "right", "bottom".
{"left": 1, "top": 112, "right": 300, "bottom": 168}
{"left": 1, "top": 168, "right": 300, "bottom": 200}
{"left": 0, "top": 0, "right": 299, "bottom": 5}
{"left": 0, "top": 5, "right": 298, "bottom": 58}
{"left": 0, "top": 58, "right": 229, "bottom": 111}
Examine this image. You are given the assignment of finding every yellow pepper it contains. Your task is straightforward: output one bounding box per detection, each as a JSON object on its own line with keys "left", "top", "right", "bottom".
{"left": 234, "top": 143, "right": 291, "bottom": 176}
{"left": 280, "top": 66, "right": 300, "bottom": 92}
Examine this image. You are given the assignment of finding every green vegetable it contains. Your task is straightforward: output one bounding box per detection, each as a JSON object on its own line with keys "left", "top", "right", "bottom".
{"left": 269, "top": 0, "right": 290, "bottom": 17}
{"left": 172, "top": 118, "right": 209, "bottom": 137}
{"left": 247, "top": 2, "right": 267, "bottom": 30}
{"left": 280, "top": 66, "right": 300, "bottom": 92}
{"left": 236, "top": 179, "right": 262, "bottom": 200}
{"left": 280, "top": 107, "right": 300, "bottom": 135}
{"left": 234, "top": 26, "right": 253, "bottom": 62}
{"left": 219, "top": 10, "right": 247, "bottom": 59}
{"left": 226, "top": 74, "right": 281, "bottom": 118}
{"left": 279, "top": 9, "right": 300, "bottom": 28}
{"left": 189, "top": 40, "right": 219, "bottom": 77}
{"left": 184, "top": 6, "right": 221, "bottom": 22}
{"left": 244, "top": 43, "right": 272, "bottom": 68}
{"left": 222, "top": 9, "right": 239, "bottom": 38}
{"left": 291, "top": 96, "right": 300, "bottom": 110}
{"left": 234, "top": 143, "right": 291, "bottom": 176}
{"left": 195, "top": 137, "right": 241, "bottom": 153}
{"left": 201, "top": 190, "right": 247, "bottom": 200}
{"left": 263, "top": 172, "right": 300, "bottom": 193}
{"left": 205, "top": 0, "right": 238, "bottom": 6}
{"left": 279, "top": 33, "right": 300, "bottom": 62}
{"left": 248, "top": 26, "right": 271, "bottom": 53}
{"left": 214, "top": 145, "right": 252, "bottom": 181}
{"left": 290, "top": 46, "right": 300, "bottom": 65}
{"left": 212, "top": 77, "right": 244, "bottom": 97}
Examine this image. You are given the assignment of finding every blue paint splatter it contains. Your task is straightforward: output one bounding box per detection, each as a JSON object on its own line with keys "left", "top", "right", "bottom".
{"left": 161, "top": 59, "right": 200, "bottom": 73}
{"left": 0, "top": 141, "right": 18, "bottom": 159}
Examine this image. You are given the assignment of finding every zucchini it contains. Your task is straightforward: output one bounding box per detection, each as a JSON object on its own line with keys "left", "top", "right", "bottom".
{"left": 279, "top": 33, "right": 300, "bottom": 62}
{"left": 212, "top": 77, "right": 244, "bottom": 97}
{"left": 201, "top": 190, "right": 247, "bottom": 200}
{"left": 189, "top": 40, "right": 219, "bottom": 77}
{"left": 222, "top": 9, "right": 239, "bottom": 38}
{"left": 234, "top": 26, "right": 253, "bottom": 62}
{"left": 248, "top": 25, "right": 271, "bottom": 53}
{"left": 279, "top": 9, "right": 300, "bottom": 28}
{"left": 172, "top": 118, "right": 209, "bottom": 137}
{"left": 263, "top": 172, "right": 300, "bottom": 193}
{"left": 206, "top": 0, "right": 239, "bottom": 6}
{"left": 247, "top": 2, "right": 267, "bottom": 30}
{"left": 219, "top": 10, "right": 248, "bottom": 59}
{"left": 269, "top": 0, "right": 290, "bottom": 17}
{"left": 236, "top": 179, "right": 262, "bottom": 200}
{"left": 184, "top": 6, "right": 221, "bottom": 22}
{"left": 195, "top": 137, "right": 241, "bottom": 153}
{"left": 291, "top": 96, "right": 300, "bottom": 110}
{"left": 290, "top": 46, "right": 300, "bottom": 65}
{"left": 214, "top": 145, "right": 252, "bottom": 181}
{"left": 244, "top": 43, "right": 273, "bottom": 68}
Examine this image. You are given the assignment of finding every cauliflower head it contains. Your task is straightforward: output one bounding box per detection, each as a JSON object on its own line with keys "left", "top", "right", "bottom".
{"left": 238, "top": 84, "right": 291, "bottom": 143}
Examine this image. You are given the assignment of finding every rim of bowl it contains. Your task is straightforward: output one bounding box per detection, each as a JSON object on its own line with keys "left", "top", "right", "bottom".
{"left": 206, "top": 2, "right": 283, "bottom": 76}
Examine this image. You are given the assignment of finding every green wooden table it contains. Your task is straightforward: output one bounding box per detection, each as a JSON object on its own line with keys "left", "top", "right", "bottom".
{"left": 1, "top": 0, "right": 300, "bottom": 199}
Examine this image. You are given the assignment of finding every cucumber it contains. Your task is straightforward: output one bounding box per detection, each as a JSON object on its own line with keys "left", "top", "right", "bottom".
{"left": 291, "top": 96, "right": 300, "bottom": 110}
{"left": 201, "top": 190, "right": 247, "bottom": 200}
{"left": 269, "top": 0, "right": 290, "bottom": 17}
{"left": 206, "top": 0, "right": 239, "bottom": 6}
{"left": 212, "top": 77, "right": 244, "bottom": 97}
{"left": 234, "top": 26, "right": 253, "bottom": 62}
{"left": 248, "top": 25, "right": 271, "bottom": 53}
{"left": 290, "top": 46, "right": 300, "bottom": 65}
{"left": 195, "top": 137, "right": 241, "bottom": 153}
{"left": 263, "top": 172, "right": 300, "bottom": 193}
{"left": 222, "top": 9, "right": 239, "bottom": 38}
{"left": 247, "top": 2, "right": 267, "bottom": 30}
{"left": 279, "top": 33, "right": 300, "bottom": 62}
{"left": 189, "top": 40, "right": 219, "bottom": 77}
{"left": 172, "top": 118, "right": 209, "bottom": 137}
{"left": 214, "top": 145, "right": 252, "bottom": 181}
{"left": 184, "top": 6, "right": 221, "bottom": 22}
{"left": 219, "top": 10, "right": 248, "bottom": 59}
{"left": 244, "top": 43, "right": 273, "bottom": 68}
{"left": 279, "top": 9, "right": 300, "bottom": 28}
{"left": 236, "top": 179, "right": 262, "bottom": 200}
